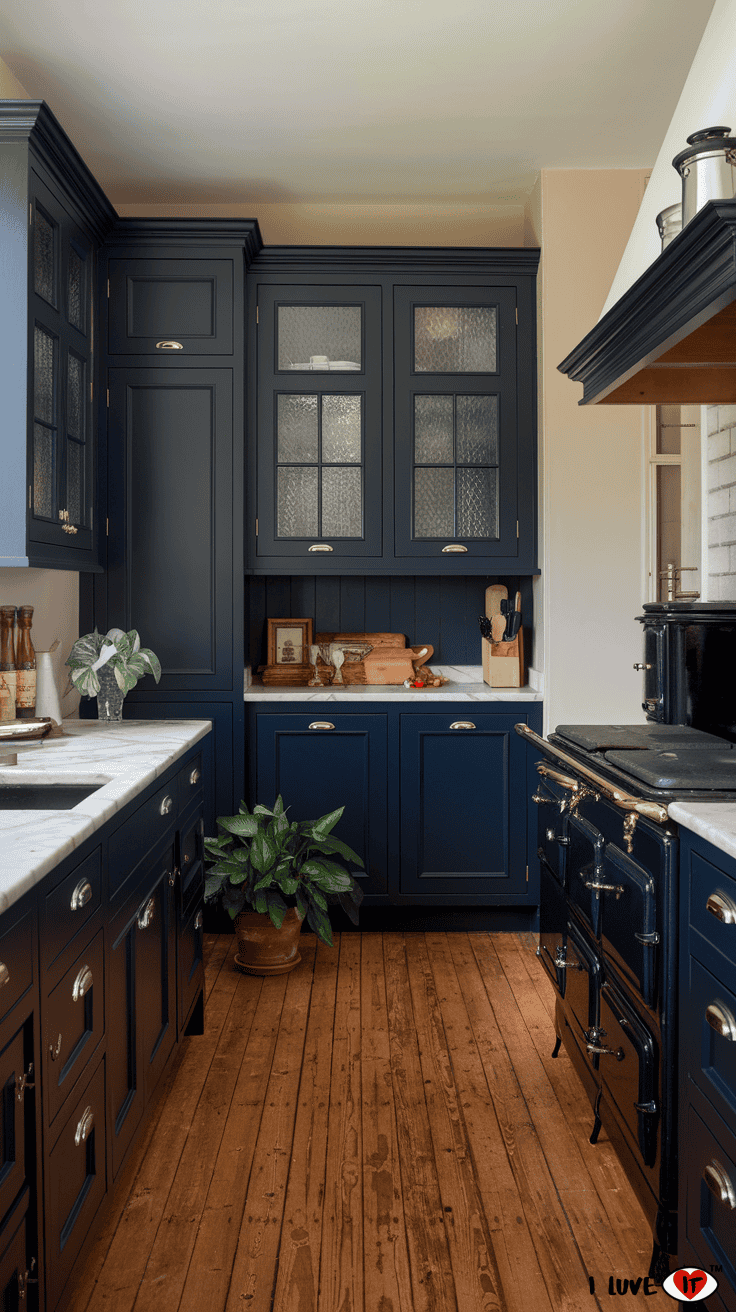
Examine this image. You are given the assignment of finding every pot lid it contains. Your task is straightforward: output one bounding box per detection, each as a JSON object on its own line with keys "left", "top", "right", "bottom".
{"left": 673, "top": 126, "right": 736, "bottom": 174}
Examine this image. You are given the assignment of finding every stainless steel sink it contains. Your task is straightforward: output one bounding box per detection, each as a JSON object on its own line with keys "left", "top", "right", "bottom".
{"left": 0, "top": 783, "right": 103, "bottom": 810}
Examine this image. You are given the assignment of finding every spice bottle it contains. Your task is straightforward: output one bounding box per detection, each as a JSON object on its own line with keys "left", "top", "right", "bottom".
{"left": 0, "top": 607, "right": 17, "bottom": 723}
{"left": 15, "top": 606, "right": 36, "bottom": 719}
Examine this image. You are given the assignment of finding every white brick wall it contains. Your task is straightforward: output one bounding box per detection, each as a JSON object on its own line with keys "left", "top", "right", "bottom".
{"left": 707, "top": 405, "right": 736, "bottom": 600}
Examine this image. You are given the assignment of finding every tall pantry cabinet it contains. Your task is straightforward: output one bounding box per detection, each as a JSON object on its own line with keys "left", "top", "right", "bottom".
{"left": 87, "top": 220, "right": 263, "bottom": 831}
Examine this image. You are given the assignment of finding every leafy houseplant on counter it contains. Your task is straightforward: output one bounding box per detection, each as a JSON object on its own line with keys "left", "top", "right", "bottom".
{"left": 65, "top": 627, "right": 162, "bottom": 723}
{"left": 204, "top": 796, "right": 364, "bottom": 975}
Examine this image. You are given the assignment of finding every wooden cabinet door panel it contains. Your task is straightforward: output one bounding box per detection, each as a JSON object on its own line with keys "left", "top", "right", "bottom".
{"left": 0, "top": 1196, "right": 30, "bottom": 1311}
{"left": 46, "top": 1058, "right": 106, "bottom": 1310}
{"left": 399, "top": 711, "right": 528, "bottom": 899}
{"left": 106, "top": 368, "right": 233, "bottom": 691}
{"left": 255, "top": 712, "right": 390, "bottom": 903}
{"left": 0, "top": 1028, "right": 27, "bottom": 1228}
{"left": 108, "top": 259, "right": 234, "bottom": 355}
{"left": 137, "top": 854, "right": 177, "bottom": 1102}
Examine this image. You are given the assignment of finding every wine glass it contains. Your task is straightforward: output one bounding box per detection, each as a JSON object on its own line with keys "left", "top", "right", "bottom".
{"left": 331, "top": 646, "right": 345, "bottom": 684}
{"left": 308, "top": 644, "right": 323, "bottom": 686}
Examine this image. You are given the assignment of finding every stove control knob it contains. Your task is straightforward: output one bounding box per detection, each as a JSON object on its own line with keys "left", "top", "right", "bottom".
{"left": 633, "top": 663, "right": 653, "bottom": 671}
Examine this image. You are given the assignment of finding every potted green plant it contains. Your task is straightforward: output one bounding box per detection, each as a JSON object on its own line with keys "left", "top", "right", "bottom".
{"left": 204, "top": 796, "right": 364, "bottom": 974}
{"left": 65, "top": 627, "right": 162, "bottom": 722}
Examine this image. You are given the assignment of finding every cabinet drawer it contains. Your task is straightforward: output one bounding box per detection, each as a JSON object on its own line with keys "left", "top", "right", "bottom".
{"left": 0, "top": 1026, "right": 29, "bottom": 1228}
{"left": 0, "top": 1192, "right": 30, "bottom": 1310}
{"left": 46, "top": 1057, "right": 106, "bottom": 1310}
{"left": 0, "top": 907, "right": 33, "bottom": 1027}
{"left": 684, "top": 1101, "right": 736, "bottom": 1310}
{"left": 44, "top": 929, "right": 104, "bottom": 1126}
{"left": 42, "top": 847, "right": 101, "bottom": 973}
{"left": 109, "top": 780, "right": 176, "bottom": 899}
{"left": 690, "top": 850, "right": 736, "bottom": 969}
{"left": 687, "top": 954, "right": 736, "bottom": 1131}
{"left": 178, "top": 753, "right": 203, "bottom": 809}
{"left": 107, "top": 258, "right": 234, "bottom": 355}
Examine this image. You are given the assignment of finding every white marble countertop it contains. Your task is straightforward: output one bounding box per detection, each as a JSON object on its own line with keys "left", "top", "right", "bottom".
{"left": 668, "top": 801, "right": 736, "bottom": 863}
{"left": 0, "top": 719, "right": 212, "bottom": 913}
{"left": 244, "top": 664, "right": 544, "bottom": 702}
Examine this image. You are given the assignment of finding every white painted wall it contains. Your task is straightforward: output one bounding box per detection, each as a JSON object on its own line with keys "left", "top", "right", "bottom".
{"left": 603, "top": 0, "right": 736, "bottom": 312}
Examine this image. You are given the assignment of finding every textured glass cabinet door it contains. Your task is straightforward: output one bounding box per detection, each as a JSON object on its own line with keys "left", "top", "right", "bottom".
{"left": 394, "top": 287, "right": 518, "bottom": 561}
{"left": 256, "top": 285, "right": 382, "bottom": 560}
{"left": 28, "top": 174, "right": 95, "bottom": 557}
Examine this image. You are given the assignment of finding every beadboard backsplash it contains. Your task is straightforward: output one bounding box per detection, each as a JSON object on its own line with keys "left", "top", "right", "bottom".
{"left": 246, "top": 575, "right": 534, "bottom": 669}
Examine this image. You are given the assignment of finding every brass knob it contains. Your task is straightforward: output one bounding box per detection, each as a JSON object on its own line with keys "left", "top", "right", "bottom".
{"left": 75, "top": 1106, "right": 94, "bottom": 1147}
{"left": 70, "top": 878, "right": 93, "bottom": 911}
{"left": 72, "top": 965, "right": 93, "bottom": 1002}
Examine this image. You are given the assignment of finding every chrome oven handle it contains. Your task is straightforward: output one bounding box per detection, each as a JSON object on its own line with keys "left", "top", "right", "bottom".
{"left": 581, "top": 875, "right": 625, "bottom": 900}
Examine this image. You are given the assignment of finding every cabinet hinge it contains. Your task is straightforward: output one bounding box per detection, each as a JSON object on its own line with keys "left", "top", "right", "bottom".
{"left": 526, "top": 865, "right": 529, "bottom": 883}
{"left": 28, "top": 484, "right": 32, "bottom": 510}
{"left": 256, "top": 305, "right": 259, "bottom": 325}
{"left": 107, "top": 279, "right": 110, "bottom": 298}
{"left": 517, "top": 520, "right": 519, "bottom": 539}
{"left": 255, "top": 518, "right": 259, "bottom": 537}
{"left": 515, "top": 307, "right": 518, "bottom": 325}
{"left": 106, "top": 389, "right": 110, "bottom": 408}
{"left": 29, "top": 202, "right": 32, "bottom": 226}
{"left": 106, "top": 517, "right": 109, "bottom": 537}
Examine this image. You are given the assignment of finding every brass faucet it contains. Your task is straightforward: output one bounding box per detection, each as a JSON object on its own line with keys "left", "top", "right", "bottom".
{"left": 659, "top": 562, "right": 700, "bottom": 602}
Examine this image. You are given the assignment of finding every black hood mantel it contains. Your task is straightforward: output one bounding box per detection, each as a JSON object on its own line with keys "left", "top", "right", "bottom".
{"left": 558, "top": 199, "right": 736, "bottom": 404}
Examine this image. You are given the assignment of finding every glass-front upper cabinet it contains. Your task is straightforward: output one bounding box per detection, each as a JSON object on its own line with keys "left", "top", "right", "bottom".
{"left": 29, "top": 174, "right": 95, "bottom": 559}
{"left": 393, "top": 286, "right": 519, "bottom": 561}
{"left": 254, "top": 285, "right": 383, "bottom": 561}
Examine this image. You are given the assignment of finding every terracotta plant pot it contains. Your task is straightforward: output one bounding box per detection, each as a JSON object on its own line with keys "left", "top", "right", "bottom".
{"left": 233, "top": 906, "right": 304, "bottom": 975}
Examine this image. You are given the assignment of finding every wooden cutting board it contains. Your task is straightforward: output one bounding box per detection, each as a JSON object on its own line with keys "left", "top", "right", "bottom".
{"left": 315, "top": 633, "right": 406, "bottom": 685}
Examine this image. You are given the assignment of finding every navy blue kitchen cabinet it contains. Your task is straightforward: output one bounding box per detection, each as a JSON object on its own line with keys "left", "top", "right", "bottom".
{"left": 249, "top": 700, "right": 542, "bottom": 909}
{"left": 83, "top": 220, "right": 263, "bottom": 823}
{"left": 0, "top": 101, "right": 115, "bottom": 569}
{"left": 247, "top": 248, "right": 539, "bottom": 576}
{"left": 679, "top": 829, "right": 736, "bottom": 1312}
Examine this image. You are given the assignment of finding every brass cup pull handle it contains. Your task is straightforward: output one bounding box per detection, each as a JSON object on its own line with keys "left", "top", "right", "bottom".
{"left": 707, "top": 890, "right": 736, "bottom": 924}
{"left": 450, "top": 721, "right": 476, "bottom": 730}
{"left": 703, "top": 1159, "right": 736, "bottom": 1210}
{"left": 137, "top": 897, "right": 156, "bottom": 930}
{"left": 586, "top": 1042, "right": 625, "bottom": 1059}
{"left": 72, "top": 965, "right": 93, "bottom": 1002}
{"left": 308, "top": 544, "right": 333, "bottom": 552}
{"left": 706, "top": 1001, "right": 736, "bottom": 1042}
{"left": 0, "top": 963, "right": 9, "bottom": 989}
{"left": 309, "top": 721, "right": 335, "bottom": 731}
{"left": 160, "top": 795, "right": 173, "bottom": 816}
{"left": 194, "top": 910, "right": 203, "bottom": 931}
{"left": 189, "top": 767, "right": 201, "bottom": 786}
{"left": 442, "top": 544, "right": 468, "bottom": 553}
{"left": 49, "top": 1034, "right": 62, "bottom": 1061}
{"left": 70, "top": 878, "right": 93, "bottom": 911}
{"left": 75, "top": 1106, "right": 94, "bottom": 1147}
{"left": 155, "top": 340, "right": 183, "bottom": 350}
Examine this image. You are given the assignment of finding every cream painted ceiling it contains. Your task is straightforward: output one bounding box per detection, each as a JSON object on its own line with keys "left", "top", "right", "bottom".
{"left": 0, "top": 0, "right": 716, "bottom": 205}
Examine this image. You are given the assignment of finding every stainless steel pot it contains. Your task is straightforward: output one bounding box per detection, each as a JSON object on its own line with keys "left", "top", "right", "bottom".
{"left": 656, "top": 203, "right": 682, "bottom": 249}
{"left": 672, "top": 127, "right": 736, "bottom": 225}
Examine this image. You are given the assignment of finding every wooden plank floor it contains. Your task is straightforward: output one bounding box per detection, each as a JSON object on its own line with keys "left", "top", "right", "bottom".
{"left": 64, "top": 932, "right": 656, "bottom": 1312}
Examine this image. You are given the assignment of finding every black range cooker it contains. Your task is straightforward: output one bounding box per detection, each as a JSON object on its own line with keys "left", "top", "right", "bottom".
{"left": 515, "top": 602, "right": 736, "bottom": 1282}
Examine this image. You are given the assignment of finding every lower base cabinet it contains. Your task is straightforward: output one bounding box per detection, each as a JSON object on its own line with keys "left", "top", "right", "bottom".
{"left": 0, "top": 737, "right": 208, "bottom": 1311}
{"left": 250, "top": 701, "right": 542, "bottom": 908}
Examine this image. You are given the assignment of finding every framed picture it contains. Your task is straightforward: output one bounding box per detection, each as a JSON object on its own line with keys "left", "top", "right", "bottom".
{"left": 267, "top": 618, "right": 313, "bottom": 667}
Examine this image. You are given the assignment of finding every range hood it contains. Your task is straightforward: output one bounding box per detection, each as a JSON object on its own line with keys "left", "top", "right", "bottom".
{"left": 558, "top": 199, "right": 736, "bottom": 404}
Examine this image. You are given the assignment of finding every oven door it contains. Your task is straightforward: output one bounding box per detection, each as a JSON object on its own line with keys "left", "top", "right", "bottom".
{"left": 534, "top": 778, "right": 569, "bottom": 885}
{"left": 538, "top": 855, "right": 568, "bottom": 998}
{"left": 642, "top": 622, "right": 666, "bottom": 722}
{"left": 599, "top": 975, "right": 660, "bottom": 1171}
{"left": 568, "top": 812, "right": 605, "bottom": 938}
{"left": 600, "top": 842, "right": 659, "bottom": 1010}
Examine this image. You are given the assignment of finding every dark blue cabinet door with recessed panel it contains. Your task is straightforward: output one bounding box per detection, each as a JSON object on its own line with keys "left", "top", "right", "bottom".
{"left": 254, "top": 712, "right": 390, "bottom": 904}
{"left": 399, "top": 711, "right": 529, "bottom": 899}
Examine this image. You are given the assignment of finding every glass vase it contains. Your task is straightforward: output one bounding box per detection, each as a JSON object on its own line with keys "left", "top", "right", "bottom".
{"left": 96, "top": 665, "right": 125, "bottom": 723}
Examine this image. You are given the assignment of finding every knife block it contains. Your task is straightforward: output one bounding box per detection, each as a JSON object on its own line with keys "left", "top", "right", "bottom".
{"left": 482, "top": 626, "right": 525, "bottom": 688}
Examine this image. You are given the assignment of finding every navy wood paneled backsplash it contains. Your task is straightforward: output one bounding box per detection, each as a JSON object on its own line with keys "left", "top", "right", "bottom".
{"left": 246, "top": 576, "right": 534, "bottom": 668}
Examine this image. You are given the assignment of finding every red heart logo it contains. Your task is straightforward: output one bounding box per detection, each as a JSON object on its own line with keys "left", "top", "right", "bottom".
{"left": 673, "top": 1269, "right": 708, "bottom": 1299}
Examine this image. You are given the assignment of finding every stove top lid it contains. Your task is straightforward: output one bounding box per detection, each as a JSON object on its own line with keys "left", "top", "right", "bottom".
{"left": 603, "top": 746, "right": 736, "bottom": 790}
{"left": 554, "top": 724, "right": 728, "bottom": 753}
